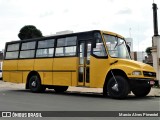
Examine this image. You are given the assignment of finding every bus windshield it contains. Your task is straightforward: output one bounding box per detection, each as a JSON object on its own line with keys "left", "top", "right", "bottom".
{"left": 103, "top": 34, "right": 130, "bottom": 59}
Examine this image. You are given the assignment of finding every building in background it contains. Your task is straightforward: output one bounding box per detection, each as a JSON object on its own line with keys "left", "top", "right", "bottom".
{"left": 130, "top": 51, "right": 147, "bottom": 63}
{"left": 45, "top": 30, "right": 74, "bottom": 37}
{"left": 56, "top": 30, "right": 73, "bottom": 35}
{"left": 125, "top": 38, "right": 148, "bottom": 63}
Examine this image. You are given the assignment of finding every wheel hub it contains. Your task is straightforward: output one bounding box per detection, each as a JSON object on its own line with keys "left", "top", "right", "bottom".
{"left": 112, "top": 83, "right": 119, "bottom": 92}
{"left": 31, "top": 81, "right": 36, "bottom": 87}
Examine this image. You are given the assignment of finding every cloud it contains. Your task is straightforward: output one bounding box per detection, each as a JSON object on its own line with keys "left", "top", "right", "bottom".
{"left": 39, "top": 11, "right": 54, "bottom": 18}
{"left": 116, "top": 8, "right": 132, "bottom": 15}
{"left": 0, "top": 0, "right": 160, "bottom": 52}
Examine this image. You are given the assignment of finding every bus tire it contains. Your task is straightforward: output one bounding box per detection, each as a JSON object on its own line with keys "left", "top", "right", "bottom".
{"left": 103, "top": 83, "right": 108, "bottom": 97}
{"left": 29, "top": 75, "right": 45, "bottom": 93}
{"left": 132, "top": 86, "right": 151, "bottom": 97}
{"left": 107, "top": 76, "right": 129, "bottom": 99}
{"left": 54, "top": 86, "right": 68, "bottom": 93}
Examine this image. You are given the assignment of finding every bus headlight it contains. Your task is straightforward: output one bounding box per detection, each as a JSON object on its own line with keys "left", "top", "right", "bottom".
{"left": 132, "top": 71, "right": 142, "bottom": 76}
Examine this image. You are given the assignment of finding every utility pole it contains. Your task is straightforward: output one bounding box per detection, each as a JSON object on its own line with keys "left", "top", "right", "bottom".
{"left": 151, "top": 2, "right": 160, "bottom": 85}
{"left": 152, "top": 3, "right": 159, "bottom": 36}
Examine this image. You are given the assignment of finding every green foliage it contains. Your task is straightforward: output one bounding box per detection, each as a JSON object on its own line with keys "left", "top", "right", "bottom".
{"left": 145, "top": 47, "right": 152, "bottom": 56}
{"left": 18, "top": 25, "right": 43, "bottom": 40}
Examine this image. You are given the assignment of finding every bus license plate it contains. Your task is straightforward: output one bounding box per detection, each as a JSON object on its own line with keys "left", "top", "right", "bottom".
{"left": 150, "top": 81, "right": 155, "bottom": 85}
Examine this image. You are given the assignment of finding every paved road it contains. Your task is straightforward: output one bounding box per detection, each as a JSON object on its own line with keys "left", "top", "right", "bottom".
{"left": 0, "top": 87, "right": 159, "bottom": 120}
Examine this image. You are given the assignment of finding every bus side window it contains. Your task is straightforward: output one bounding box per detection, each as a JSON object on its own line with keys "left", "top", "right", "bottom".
{"left": 92, "top": 35, "right": 107, "bottom": 57}
{"left": 5, "top": 43, "right": 19, "bottom": 59}
{"left": 55, "top": 36, "right": 77, "bottom": 57}
{"left": 36, "top": 39, "right": 55, "bottom": 57}
{"left": 20, "top": 42, "right": 36, "bottom": 58}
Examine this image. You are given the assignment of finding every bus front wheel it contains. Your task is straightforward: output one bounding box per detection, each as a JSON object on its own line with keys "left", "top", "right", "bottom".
{"left": 106, "top": 76, "right": 129, "bottom": 99}
{"left": 29, "top": 75, "right": 45, "bottom": 93}
{"left": 54, "top": 86, "right": 68, "bottom": 93}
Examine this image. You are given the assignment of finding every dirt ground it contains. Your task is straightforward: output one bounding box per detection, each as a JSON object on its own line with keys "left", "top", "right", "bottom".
{"left": 0, "top": 80, "right": 159, "bottom": 97}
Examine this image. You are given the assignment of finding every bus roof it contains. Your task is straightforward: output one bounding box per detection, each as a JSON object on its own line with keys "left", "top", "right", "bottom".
{"left": 101, "top": 30, "right": 124, "bottom": 39}
{"left": 6, "top": 30, "right": 125, "bottom": 44}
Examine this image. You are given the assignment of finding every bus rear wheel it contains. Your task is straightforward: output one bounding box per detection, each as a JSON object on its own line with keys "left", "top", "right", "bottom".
{"left": 29, "top": 75, "right": 46, "bottom": 93}
{"left": 106, "top": 76, "right": 129, "bottom": 99}
{"left": 132, "top": 86, "right": 151, "bottom": 97}
{"left": 54, "top": 86, "right": 68, "bottom": 93}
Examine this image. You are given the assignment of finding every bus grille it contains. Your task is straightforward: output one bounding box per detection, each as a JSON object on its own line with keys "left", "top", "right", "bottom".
{"left": 143, "top": 71, "right": 156, "bottom": 77}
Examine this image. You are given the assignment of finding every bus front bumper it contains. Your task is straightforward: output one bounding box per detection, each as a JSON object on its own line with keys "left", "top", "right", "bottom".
{"left": 129, "top": 78, "right": 159, "bottom": 87}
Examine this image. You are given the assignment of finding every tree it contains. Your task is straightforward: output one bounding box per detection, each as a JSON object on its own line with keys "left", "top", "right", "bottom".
{"left": 18, "top": 25, "right": 43, "bottom": 40}
{"left": 145, "top": 47, "right": 152, "bottom": 56}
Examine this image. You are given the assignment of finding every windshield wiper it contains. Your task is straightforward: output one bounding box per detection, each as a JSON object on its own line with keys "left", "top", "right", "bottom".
{"left": 114, "top": 41, "right": 124, "bottom": 49}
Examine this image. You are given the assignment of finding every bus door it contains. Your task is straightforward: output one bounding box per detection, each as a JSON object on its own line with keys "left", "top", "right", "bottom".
{"left": 78, "top": 40, "right": 91, "bottom": 87}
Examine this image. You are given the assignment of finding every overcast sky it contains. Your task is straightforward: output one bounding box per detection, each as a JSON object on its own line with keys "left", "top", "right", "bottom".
{"left": 0, "top": 0, "right": 160, "bottom": 52}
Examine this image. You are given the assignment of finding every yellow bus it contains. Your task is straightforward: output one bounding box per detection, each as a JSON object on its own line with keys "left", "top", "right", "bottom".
{"left": 2, "top": 30, "right": 157, "bottom": 99}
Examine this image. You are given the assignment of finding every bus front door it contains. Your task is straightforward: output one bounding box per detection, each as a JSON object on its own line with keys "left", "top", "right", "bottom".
{"left": 78, "top": 41, "right": 91, "bottom": 87}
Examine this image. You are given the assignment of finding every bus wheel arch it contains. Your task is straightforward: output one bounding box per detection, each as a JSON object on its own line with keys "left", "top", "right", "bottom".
{"left": 103, "top": 69, "right": 130, "bottom": 98}
{"left": 26, "top": 71, "right": 45, "bottom": 92}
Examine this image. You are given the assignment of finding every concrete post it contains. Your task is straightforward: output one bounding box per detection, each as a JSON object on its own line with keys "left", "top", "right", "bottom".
{"left": 152, "top": 36, "right": 160, "bottom": 85}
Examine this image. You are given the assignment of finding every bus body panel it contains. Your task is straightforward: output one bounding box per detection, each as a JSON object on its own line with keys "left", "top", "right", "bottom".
{"left": 110, "top": 58, "right": 156, "bottom": 79}
{"left": 34, "top": 58, "right": 53, "bottom": 85}
{"left": 90, "top": 56, "right": 110, "bottom": 88}
{"left": 53, "top": 57, "right": 78, "bottom": 70}
{"left": 3, "top": 71, "right": 22, "bottom": 83}
{"left": 71, "top": 70, "right": 77, "bottom": 86}
{"left": 18, "top": 59, "right": 34, "bottom": 71}
{"left": 3, "top": 72, "right": 10, "bottom": 82}
{"left": 3, "top": 60, "right": 19, "bottom": 83}
{"left": 22, "top": 71, "right": 30, "bottom": 84}
{"left": 3, "top": 60, "right": 18, "bottom": 70}
{"left": 16, "top": 59, "right": 34, "bottom": 83}
{"left": 10, "top": 71, "right": 22, "bottom": 83}
{"left": 53, "top": 72, "right": 72, "bottom": 86}
{"left": 53, "top": 57, "right": 78, "bottom": 86}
